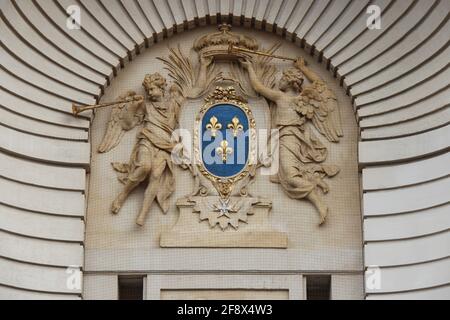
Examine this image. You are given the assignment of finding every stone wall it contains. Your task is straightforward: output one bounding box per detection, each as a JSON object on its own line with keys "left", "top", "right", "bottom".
{"left": 84, "top": 26, "right": 362, "bottom": 299}
{"left": 0, "top": 0, "right": 448, "bottom": 299}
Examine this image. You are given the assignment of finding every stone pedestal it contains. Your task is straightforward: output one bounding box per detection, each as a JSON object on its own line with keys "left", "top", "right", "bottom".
{"left": 160, "top": 196, "right": 287, "bottom": 248}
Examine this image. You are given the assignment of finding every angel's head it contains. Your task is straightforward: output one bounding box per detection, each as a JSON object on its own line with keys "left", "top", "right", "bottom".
{"left": 279, "top": 67, "right": 304, "bottom": 93}
{"left": 142, "top": 73, "right": 167, "bottom": 101}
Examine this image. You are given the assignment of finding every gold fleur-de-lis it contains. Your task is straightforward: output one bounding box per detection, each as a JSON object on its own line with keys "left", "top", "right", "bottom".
{"left": 227, "top": 116, "right": 244, "bottom": 137}
{"left": 216, "top": 140, "right": 233, "bottom": 162}
{"left": 206, "top": 116, "right": 222, "bottom": 138}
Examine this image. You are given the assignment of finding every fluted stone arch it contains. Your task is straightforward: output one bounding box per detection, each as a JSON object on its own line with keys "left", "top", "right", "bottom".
{"left": 0, "top": 0, "right": 448, "bottom": 299}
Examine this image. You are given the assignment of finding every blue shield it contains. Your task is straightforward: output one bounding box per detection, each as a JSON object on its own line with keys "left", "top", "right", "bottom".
{"left": 200, "top": 103, "right": 250, "bottom": 178}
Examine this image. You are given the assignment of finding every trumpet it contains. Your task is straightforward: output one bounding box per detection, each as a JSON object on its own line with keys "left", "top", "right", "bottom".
{"left": 72, "top": 96, "right": 143, "bottom": 115}
{"left": 228, "top": 44, "right": 297, "bottom": 62}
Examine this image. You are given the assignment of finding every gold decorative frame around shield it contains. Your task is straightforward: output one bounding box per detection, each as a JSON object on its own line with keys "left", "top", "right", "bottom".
{"left": 194, "top": 86, "right": 257, "bottom": 199}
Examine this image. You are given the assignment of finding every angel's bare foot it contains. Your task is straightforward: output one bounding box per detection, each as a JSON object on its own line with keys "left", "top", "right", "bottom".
{"left": 320, "top": 184, "right": 329, "bottom": 194}
{"left": 135, "top": 214, "right": 146, "bottom": 226}
{"left": 318, "top": 204, "right": 328, "bottom": 226}
{"left": 111, "top": 194, "right": 126, "bottom": 214}
{"left": 307, "top": 190, "right": 328, "bottom": 226}
{"left": 314, "top": 180, "right": 329, "bottom": 194}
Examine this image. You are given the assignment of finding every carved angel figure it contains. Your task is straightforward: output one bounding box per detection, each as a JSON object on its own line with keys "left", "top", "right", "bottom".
{"left": 240, "top": 57, "right": 343, "bottom": 225}
{"left": 98, "top": 48, "right": 219, "bottom": 225}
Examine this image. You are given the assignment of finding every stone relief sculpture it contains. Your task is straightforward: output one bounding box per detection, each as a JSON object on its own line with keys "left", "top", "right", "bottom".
{"left": 74, "top": 47, "right": 220, "bottom": 226}
{"left": 73, "top": 24, "right": 342, "bottom": 235}
{"left": 239, "top": 56, "right": 343, "bottom": 225}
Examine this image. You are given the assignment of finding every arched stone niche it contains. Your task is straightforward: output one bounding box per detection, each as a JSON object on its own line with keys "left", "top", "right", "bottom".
{"left": 84, "top": 26, "right": 363, "bottom": 300}
{"left": 2, "top": 0, "right": 447, "bottom": 301}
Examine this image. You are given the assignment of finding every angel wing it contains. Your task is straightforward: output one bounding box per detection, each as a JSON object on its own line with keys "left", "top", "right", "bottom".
{"left": 97, "top": 91, "right": 145, "bottom": 153}
{"left": 157, "top": 45, "right": 221, "bottom": 98}
{"left": 299, "top": 83, "right": 343, "bottom": 143}
{"left": 229, "top": 44, "right": 282, "bottom": 167}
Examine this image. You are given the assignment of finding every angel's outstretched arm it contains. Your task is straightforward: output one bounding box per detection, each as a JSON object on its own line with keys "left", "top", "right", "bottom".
{"left": 194, "top": 55, "right": 212, "bottom": 92}
{"left": 241, "top": 59, "right": 282, "bottom": 103}
{"left": 293, "top": 57, "right": 321, "bottom": 83}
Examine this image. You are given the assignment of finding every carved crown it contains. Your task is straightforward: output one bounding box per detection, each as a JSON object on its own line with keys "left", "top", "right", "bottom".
{"left": 193, "top": 24, "right": 258, "bottom": 60}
